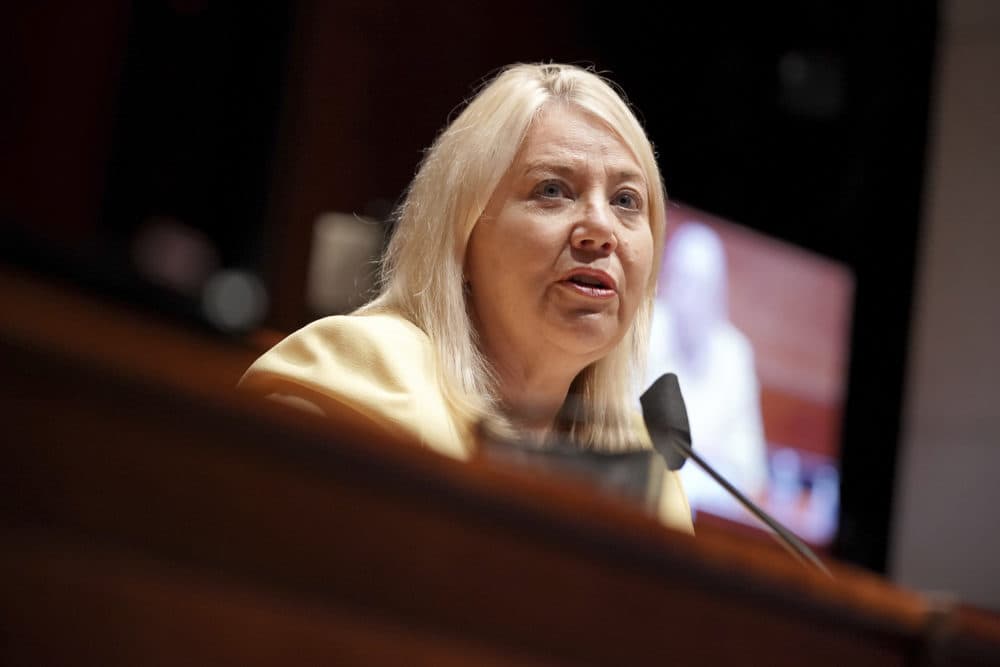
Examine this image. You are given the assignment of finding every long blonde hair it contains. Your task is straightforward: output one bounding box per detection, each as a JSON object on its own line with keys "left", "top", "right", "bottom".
{"left": 359, "top": 63, "right": 667, "bottom": 450}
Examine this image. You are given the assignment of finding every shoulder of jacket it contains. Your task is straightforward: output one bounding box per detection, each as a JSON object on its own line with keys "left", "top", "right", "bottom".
{"left": 239, "top": 313, "right": 430, "bottom": 392}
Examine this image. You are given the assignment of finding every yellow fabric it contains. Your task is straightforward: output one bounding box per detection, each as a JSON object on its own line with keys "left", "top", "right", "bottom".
{"left": 239, "top": 312, "right": 693, "bottom": 534}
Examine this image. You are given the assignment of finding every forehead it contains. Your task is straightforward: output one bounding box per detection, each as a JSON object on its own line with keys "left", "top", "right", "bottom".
{"left": 514, "top": 105, "right": 645, "bottom": 178}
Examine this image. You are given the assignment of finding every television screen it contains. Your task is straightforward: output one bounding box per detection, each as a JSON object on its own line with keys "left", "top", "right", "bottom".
{"left": 645, "top": 202, "right": 855, "bottom": 547}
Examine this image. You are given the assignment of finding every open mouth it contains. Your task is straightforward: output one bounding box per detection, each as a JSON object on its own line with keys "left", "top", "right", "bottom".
{"left": 561, "top": 270, "right": 617, "bottom": 298}
{"left": 568, "top": 274, "right": 609, "bottom": 289}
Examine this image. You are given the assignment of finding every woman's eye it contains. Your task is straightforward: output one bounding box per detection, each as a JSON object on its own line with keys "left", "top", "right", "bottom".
{"left": 613, "top": 191, "right": 641, "bottom": 210}
{"left": 536, "top": 181, "right": 566, "bottom": 199}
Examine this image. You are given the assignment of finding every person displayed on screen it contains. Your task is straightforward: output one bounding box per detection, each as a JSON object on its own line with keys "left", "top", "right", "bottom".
{"left": 240, "top": 63, "right": 693, "bottom": 533}
{"left": 646, "top": 221, "right": 769, "bottom": 519}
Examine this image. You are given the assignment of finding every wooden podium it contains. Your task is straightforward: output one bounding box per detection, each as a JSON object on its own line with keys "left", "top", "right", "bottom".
{"left": 2, "top": 267, "right": 999, "bottom": 666}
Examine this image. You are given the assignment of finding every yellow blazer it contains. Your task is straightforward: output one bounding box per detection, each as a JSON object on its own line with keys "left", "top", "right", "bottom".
{"left": 240, "top": 312, "right": 693, "bottom": 534}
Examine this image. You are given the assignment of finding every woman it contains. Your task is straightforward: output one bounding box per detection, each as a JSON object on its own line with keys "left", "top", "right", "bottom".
{"left": 240, "top": 63, "right": 692, "bottom": 533}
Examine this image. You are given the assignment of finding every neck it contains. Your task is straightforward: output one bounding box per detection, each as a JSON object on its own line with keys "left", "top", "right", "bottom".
{"left": 485, "top": 345, "right": 584, "bottom": 442}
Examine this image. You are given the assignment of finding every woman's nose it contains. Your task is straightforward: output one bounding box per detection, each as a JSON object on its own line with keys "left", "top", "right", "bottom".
{"left": 571, "top": 200, "right": 617, "bottom": 255}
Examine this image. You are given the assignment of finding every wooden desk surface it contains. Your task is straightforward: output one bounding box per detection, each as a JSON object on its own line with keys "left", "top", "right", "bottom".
{"left": 2, "top": 266, "right": 998, "bottom": 666}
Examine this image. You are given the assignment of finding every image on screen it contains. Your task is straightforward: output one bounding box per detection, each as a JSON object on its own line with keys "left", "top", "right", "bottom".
{"left": 645, "top": 202, "right": 854, "bottom": 546}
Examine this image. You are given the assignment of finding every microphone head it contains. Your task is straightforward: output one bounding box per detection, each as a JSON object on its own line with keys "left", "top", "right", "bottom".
{"left": 639, "top": 373, "right": 691, "bottom": 471}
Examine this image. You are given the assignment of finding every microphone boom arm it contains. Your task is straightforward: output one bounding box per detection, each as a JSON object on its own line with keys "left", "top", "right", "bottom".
{"left": 661, "top": 433, "right": 832, "bottom": 578}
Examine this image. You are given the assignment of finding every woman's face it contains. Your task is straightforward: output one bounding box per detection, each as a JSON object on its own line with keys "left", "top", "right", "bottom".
{"left": 465, "top": 104, "right": 654, "bottom": 370}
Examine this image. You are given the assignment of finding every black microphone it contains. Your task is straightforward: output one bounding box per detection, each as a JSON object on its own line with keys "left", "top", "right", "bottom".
{"left": 641, "top": 373, "right": 832, "bottom": 578}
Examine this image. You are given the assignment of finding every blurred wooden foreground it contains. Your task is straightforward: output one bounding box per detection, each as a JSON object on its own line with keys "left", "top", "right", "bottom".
{"left": 1, "top": 266, "right": 998, "bottom": 666}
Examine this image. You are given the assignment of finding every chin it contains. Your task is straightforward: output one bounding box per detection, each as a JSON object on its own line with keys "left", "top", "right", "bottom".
{"left": 548, "top": 317, "right": 622, "bottom": 360}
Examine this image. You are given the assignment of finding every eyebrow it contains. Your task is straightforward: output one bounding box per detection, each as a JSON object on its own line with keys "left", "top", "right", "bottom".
{"left": 521, "top": 160, "right": 646, "bottom": 184}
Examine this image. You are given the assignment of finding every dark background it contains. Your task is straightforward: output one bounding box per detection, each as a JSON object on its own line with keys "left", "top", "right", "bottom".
{"left": 0, "top": 1, "right": 939, "bottom": 573}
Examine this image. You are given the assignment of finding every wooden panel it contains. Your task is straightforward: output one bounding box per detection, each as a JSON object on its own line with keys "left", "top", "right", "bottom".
{"left": 0, "top": 265, "right": 261, "bottom": 398}
{"left": 1, "top": 536, "right": 552, "bottom": 667}
{"left": 2, "top": 341, "right": 925, "bottom": 666}
{"left": 2, "top": 268, "right": 998, "bottom": 665}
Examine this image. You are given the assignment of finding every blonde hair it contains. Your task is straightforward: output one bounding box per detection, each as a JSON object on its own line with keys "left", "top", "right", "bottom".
{"left": 359, "top": 63, "right": 667, "bottom": 450}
